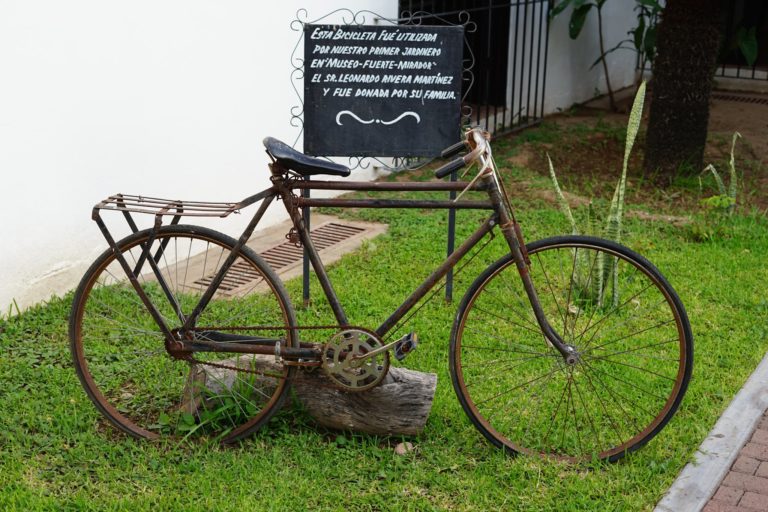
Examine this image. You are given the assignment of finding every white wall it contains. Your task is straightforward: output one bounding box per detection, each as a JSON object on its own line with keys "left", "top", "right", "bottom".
{"left": 544, "top": 0, "right": 637, "bottom": 112}
{"left": 0, "top": 1, "right": 396, "bottom": 314}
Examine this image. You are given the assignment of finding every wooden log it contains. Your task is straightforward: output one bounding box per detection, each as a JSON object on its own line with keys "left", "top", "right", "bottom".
{"left": 183, "top": 355, "right": 437, "bottom": 436}
{"left": 293, "top": 365, "right": 437, "bottom": 436}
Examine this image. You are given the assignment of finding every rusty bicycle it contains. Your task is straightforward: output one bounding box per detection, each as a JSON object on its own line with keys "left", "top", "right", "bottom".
{"left": 69, "top": 128, "right": 693, "bottom": 462}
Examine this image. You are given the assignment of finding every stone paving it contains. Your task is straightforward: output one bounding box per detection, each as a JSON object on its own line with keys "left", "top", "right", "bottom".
{"left": 704, "top": 410, "right": 768, "bottom": 512}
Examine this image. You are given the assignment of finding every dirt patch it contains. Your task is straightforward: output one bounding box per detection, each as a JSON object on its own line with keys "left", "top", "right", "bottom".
{"left": 708, "top": 97, "right": 768, "bottom": 166}
{"left": 495, "top": 93, "right": 768, "bottom": 213}
{"left": 626, "top": 210, "right": 691, "bottom": 227}
{"left": 706, "top": 95, "right": 768, "bottom": 210}
{"left": 532, "top": 188, "right": 591, "bottom": 208}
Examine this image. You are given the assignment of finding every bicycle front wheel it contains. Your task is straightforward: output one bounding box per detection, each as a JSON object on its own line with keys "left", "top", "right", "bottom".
{"left": 450, "top": 235, "right": 692, "bottom": 462}
{"left": 69, "top": 225, "right": 297, "bottom": 444}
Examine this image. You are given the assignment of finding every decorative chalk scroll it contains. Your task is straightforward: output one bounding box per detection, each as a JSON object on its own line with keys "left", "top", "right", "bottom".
{"left": 335, "top": 110, "right": 421, "bottom": 126}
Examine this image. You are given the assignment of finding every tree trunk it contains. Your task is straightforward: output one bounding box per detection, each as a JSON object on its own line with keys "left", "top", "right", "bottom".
{"left": 644, "top": 0, "right": 725, "bottom": 179}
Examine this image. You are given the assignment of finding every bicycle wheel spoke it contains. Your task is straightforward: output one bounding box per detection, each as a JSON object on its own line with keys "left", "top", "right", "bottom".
{"left": 464, "top": 326, "right": 553, "bottom": 356}
{"left": 578, "top": 361, "right": 626, "bottom": 449}
{"left": 517, "top": 363, "right": 563, "bottom": 448}
{"left": 471, "top": 305, "right": 542, "bottom": 335}
{"left": 541, "top": 374, "right": 571, "bottom": 452}
{"left": 476, "top": 285, "right": 539, "bottom": 332}
{"left": 535, "top": 251, "right": 568, "bottom": 333}
{"left": 568, "top": 246, "right": 601, "bottom": 341}
{"left": 587, "top": 356, "right": 677, "bottom": 382}
{"left": 475, "top": 365, "right": 564, "bottom": 406}
{"left": 464, "top": 354, "right": 557, "bottom": 388}
{"left": 572, "top": 376, "right": 601, "bottom": 456}
{"left": 576, "top": 282, "right": 656, "bottom": 346}
{"left": 585, "top": 316, "right": 675, "bottom": 353}
{"left": 583, "top": 362, "right": 669, "bottom": 401}
{"left": 581, "top": 358, "right": 656, "bottom": 432}
{"left": 564, "top": 247, "right": 579, "bottom": 342}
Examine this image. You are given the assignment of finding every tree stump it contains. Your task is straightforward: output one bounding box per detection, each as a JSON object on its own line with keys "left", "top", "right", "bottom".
{"left": 183, "top": 355, "right": 437, "bottom": 436}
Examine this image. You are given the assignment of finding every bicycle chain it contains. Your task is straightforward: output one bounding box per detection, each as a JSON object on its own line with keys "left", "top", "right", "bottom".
{"left": 186, "top": 355, "right": 358, "bottom": 392}
{"left": 183, "top": 324, "right": 384, "bottom": 391}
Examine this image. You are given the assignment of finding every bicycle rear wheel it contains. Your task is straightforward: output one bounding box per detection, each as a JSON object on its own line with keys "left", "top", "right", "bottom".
{"left": 69, "top": 224, "right": 296, "bottom": 443}
{"left": 450, "top": 235, "right": 693, "bottom": 462}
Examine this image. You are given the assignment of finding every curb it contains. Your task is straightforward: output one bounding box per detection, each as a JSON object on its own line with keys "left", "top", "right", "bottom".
{"left": 654, "top": 352, "right": 768, "bottom": 512}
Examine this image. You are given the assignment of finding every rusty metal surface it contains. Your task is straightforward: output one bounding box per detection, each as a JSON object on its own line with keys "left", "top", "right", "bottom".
{"left": 293, "top": 180, "right": 489, "bottom": 192}
{"left": 94, "top": 194, "right": 242, "bottom": 217}
{"left": 295, "top": 198, "right": 494, "bottom": 210}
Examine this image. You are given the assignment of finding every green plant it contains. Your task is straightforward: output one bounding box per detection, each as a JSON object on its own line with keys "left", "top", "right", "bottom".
{"left": 700, "top": 132, "right": 741, "bottom": 217}
{"left": 598, "top": 0, "right": 662, "bottom": 87}
{"left": 547, "top": 81, "right": 646, "bottom": 306}
{"left": 689, "top": 132, "right": 742, "bottom": 241}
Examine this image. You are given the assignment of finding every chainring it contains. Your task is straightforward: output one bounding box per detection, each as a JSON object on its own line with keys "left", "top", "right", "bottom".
{"left": 322, "top": 328, "right": 390, "bottom": 392}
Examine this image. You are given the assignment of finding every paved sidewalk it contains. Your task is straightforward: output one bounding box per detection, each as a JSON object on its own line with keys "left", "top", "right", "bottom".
{"left": 656, "top": 353, "right": 768, "bottom": 512}
{"left": 704, "top": 410, "right": 768, "bottom": 511}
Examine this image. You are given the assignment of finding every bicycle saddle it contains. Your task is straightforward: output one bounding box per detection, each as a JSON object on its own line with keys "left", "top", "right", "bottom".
{"left": 263, "top": 137, "right": 351, "bottom": 178}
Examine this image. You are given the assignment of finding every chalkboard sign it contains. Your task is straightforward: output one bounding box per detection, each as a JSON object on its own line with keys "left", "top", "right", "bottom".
{"left": 303, "top": 24, "right": 464, "bottom": 158}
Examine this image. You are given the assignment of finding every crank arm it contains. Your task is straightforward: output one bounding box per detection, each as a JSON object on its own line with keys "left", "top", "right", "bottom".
{"left": 349, "top": 332, "right": 418, "bottom": 363}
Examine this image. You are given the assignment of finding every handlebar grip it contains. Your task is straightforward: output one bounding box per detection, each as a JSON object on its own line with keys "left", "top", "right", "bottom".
{"left": 440, "top": 141, "right": 467, "bottom": 159}
{"left": 434, "top": 157, "right": 466, "bottom": 179}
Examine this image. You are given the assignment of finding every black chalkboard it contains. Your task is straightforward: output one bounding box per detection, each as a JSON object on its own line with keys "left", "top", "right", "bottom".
{"left": 303, "top": 24, "right": 464, "bottom": 158}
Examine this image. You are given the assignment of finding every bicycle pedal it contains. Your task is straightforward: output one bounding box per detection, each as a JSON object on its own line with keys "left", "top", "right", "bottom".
{"left": 394, "top": 332, "right": 418, "bottom": 361}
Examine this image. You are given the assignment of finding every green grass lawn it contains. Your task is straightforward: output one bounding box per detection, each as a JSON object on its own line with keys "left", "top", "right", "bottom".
{"left": 2, "top": 128, "right": 768, "bottom": 510}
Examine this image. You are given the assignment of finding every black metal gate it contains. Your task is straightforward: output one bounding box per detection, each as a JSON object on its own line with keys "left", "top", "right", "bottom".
{"left": 398, "top": 0, "right": 551, "bottom": 134}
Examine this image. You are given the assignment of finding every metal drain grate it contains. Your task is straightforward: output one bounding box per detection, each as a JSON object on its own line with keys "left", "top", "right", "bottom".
{"left": 192, "top": 222, "right": 366, "bottom": 294}
{"left": 193, "top": 260, "right": 264, "bottom": 293}
{"left": 712, "top": 93, "right": 768, "bottom": 105}
{"left": 259, "top": 223, "right": 365, "bottom": 270}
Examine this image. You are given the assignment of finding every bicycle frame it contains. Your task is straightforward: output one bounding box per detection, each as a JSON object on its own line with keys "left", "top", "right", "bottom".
{"left": 92, "top": 161, "right": 573, "bottom": 364}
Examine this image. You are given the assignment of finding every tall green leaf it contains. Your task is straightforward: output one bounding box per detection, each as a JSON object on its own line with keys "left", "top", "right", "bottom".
{"left": 604, "top": 81, "right": 646, "bottom": 246}
{"left": 728, "top": 132, "right": 741, "bottom": 203}
{"left": 603, "top": 81, "right": 645, "bottom": 306}
{"left": 550, "top": 0, "right": 576, "bottom": 18}
{"left": 569, "top": 4, "right": 594, "bottom": 39}
{"left": 547, "top": 154, "right": 579, "bottom": 235}
{"left": 737, "top": 27, "right": 758, "bottom": 67}
{"left": 700, "top": 164, "right": 727, "bottom": 197}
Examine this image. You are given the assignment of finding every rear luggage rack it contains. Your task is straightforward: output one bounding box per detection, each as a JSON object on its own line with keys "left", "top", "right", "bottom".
{"left": 94, "top": 194, "right": 242, "bottom": 219}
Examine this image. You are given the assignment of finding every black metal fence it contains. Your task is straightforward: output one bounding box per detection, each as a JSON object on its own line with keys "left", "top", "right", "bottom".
{"left": 399, "top": 0, "right": 552, "bottom": 134}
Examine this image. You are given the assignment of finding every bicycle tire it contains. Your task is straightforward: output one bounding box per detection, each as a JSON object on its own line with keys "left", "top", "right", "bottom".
{"left": 449, "top": 235, "right": 693, "bottom": 462}
{"left": 69, "top": 224, "right": 297, "bottom": 444}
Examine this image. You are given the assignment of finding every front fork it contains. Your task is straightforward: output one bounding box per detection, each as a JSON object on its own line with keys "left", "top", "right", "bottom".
{"left": 487, "top": 179, "right": 579, "bottom": 365}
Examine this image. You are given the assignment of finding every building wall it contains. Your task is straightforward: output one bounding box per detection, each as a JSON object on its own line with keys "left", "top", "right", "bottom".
{"left": 0, "top": 1, "right": 396, "bottom": 314}
{"left": 0, "top": 0, "right": 637, "bottom": 314}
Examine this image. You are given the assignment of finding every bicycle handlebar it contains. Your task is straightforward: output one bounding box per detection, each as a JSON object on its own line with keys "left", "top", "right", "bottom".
{"left": 434, "top": 157, "right": 466, "bottom": 179}
{"left": 434, "top": 128, "right": 490, "bottom": 179}
{"left": 440, "top": 140, "right": 467, "bottom": 159}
